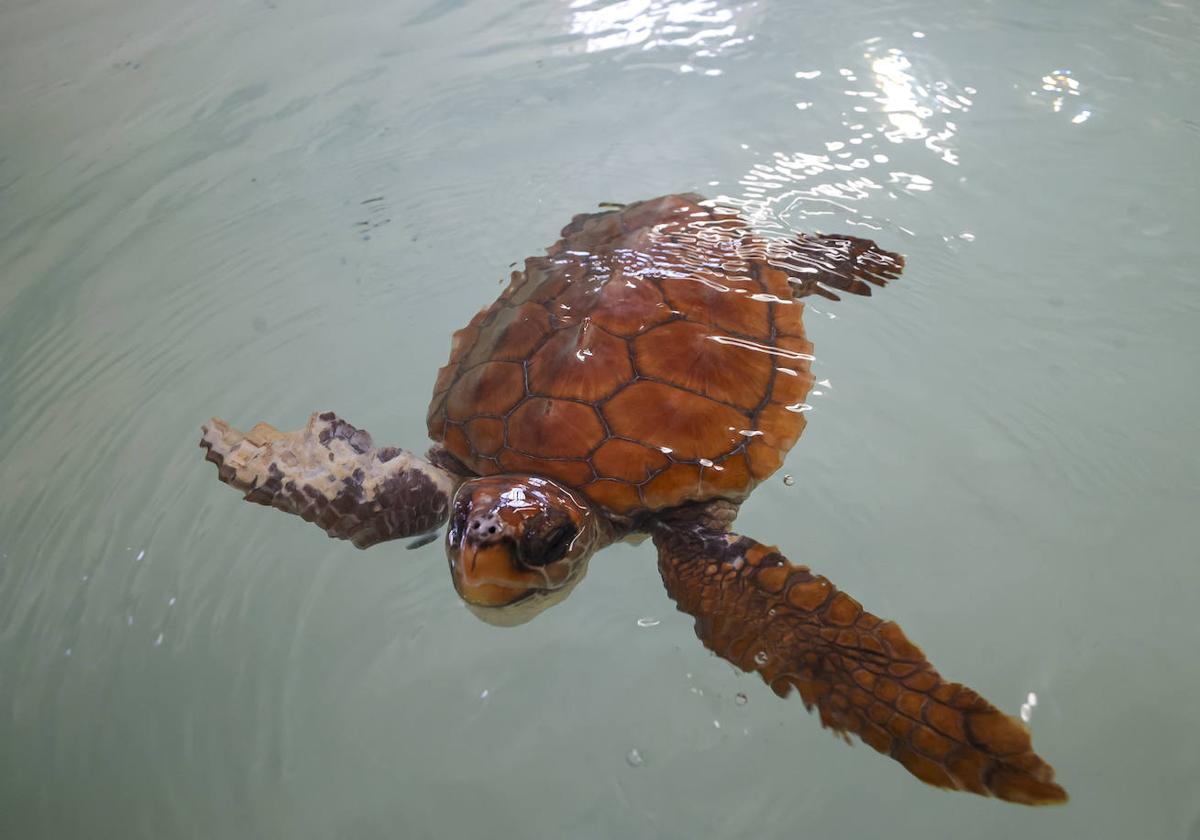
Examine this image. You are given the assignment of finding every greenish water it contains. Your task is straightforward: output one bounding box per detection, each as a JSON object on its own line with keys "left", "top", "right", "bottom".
{"left": 2, "top": 0, "right": 1199, "bottom": 837}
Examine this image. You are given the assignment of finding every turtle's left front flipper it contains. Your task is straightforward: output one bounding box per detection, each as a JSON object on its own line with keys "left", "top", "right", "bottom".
{"left": 653, "top": 524, "right": 1067, "bottom": 805}
{"left": 200, "top": 412, "right": 459, "bottom": 549}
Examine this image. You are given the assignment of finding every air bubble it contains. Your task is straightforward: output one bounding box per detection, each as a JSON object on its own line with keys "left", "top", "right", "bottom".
{"left": 754, "top": 651, "right": 770, "bottom": 666}
{"left": 1019, "top": 691, "right": 1038, "bottom": 722}
{"left": 782, "top": 475, "right": 795, "bottom": 486}
{"left": 626, "top": 748, "right": 645, "bottom": 767}
{"left": 735, "top": 692, "right": 748, "bottom": 706}
{"left": 637, "top": 617, "right": 661, "bottom": 628}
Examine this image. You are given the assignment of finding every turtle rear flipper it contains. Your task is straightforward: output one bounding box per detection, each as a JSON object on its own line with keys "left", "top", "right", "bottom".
{"left": 653, "top": 523, "right": 1067, "bottom": 805}
{"left": 774, "top": 233, "right": 905, "bottom": 301}
{"left": 200, "top": 412, "right": 459, "bottom": 549}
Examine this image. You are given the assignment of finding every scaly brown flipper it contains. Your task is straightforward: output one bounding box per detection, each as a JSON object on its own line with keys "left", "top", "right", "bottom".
{"left": 773, "top": 233, "right": 905, "bottom": 301}
{"left": 200, "top": 412, "right": 459, "bottom": 548}
{"left": 653, "top": 524, "right": 1067, "bottom": 805}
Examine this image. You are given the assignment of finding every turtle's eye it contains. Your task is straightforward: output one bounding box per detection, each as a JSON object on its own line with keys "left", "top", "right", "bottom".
{"left": 521, "top": 522, "right": 577, "bottom": 567}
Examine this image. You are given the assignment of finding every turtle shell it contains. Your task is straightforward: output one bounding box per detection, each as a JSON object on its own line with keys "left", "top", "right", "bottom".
{"left": 426, "top": 194, "right": 814, "bottom": 517}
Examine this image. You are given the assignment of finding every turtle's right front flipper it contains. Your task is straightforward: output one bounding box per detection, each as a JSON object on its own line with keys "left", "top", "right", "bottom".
{"left": 200, "top": 412, "right": 459, "bottom": 549}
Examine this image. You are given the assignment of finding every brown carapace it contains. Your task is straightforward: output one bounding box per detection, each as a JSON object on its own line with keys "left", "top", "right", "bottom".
{"left": 200, "top": 194, "right": 1066, "bottom": 805}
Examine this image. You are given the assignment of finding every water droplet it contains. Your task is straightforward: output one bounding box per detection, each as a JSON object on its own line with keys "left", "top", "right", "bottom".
{"left": 782, "top": 475, "right": 795, "bottom": 486}
{"left": 64, "top": 648, "right": 72, "bottom": 657}
{"left": 153, "top": 633, "right": 163, "bottom": 647}
{"left": 480, "top": 689, "right": 490, "bottom": 700}
{"left": 167, "top": 597, "right": 176, "bottom": 607}
{"left": 735, "top": 692, "right": 748, "bottom": 706}
{"left": 126, "top": 615, "right": 134, "bottom": 626}
{"left": 713, "top": 719, "right": 721, "bottom": 729}
{"left": 1019, "top": 703, "right": 1033, "bottom": 722}
{"left": 81, "top": 575, "right": 88, "bottom": 582}
{"left": 626, "top": 748, "right": 645, "bottom": 767}
{"left": 637, "top": 617, "right": 660, "bottom": 628}
{"left": 135, "top": 550, "right": 145, "bottom": 562}
{"left": 1026, "top": 691, "right": 1038, "bottom": 707}
{"left": 754, "top": 651, "right": 770, "bottom": 666}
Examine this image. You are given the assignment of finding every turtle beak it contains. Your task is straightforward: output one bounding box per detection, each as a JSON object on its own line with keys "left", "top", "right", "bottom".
{"left": 450, "top": 536, "right": 595, "bottom": 628}
{"left": 450, "top": 540, "right": 537, "bottom": 608}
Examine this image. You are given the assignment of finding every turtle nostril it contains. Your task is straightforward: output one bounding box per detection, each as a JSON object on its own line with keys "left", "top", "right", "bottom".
{"left": 466, "top": 513, "right": 503, "bottom": 540}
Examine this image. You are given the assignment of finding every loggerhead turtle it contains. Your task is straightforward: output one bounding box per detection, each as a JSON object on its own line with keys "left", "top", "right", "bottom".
{"left": 200, "top": 193, "right": 1066, "bottom": 805}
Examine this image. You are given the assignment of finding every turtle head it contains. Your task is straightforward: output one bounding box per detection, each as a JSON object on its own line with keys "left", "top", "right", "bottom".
{"left": 446, "top": 475, "right": 604, "bottom": 625}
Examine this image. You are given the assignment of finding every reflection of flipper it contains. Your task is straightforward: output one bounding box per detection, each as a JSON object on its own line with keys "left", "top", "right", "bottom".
{"left": 776, "top": 233, "right": 905, "bottom": 301}
{"left": 653, "top": 523, "right": 1067, "bottom": 805}
{"left": 200, "top": 412, "right": 458, "bottom": 549}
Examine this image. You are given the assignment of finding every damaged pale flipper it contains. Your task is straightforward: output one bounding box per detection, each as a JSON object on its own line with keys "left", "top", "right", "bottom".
{"left": 773, "top": 233, "right": 906, "bottom": 301}
{"left": 200, "top": 411, "right": 459, "bottom": 549}
{"left": 653, "top": 524, "right": 1067, "bottom": 805}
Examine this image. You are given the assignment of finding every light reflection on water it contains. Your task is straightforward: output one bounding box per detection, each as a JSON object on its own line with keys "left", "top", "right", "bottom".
{"left": 729, "top": 36, "right": 975, "bottom": 243}
{"left": 565, "top": 0, "right": 748, "bottom": 65}
{"left": 1, "top": 0, "right": 1199, "bottom": 837}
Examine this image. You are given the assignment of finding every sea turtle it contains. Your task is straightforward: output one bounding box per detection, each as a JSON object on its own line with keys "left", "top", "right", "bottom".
{"left": 200, "top": 193, "right": 1066, "bottom": 805}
